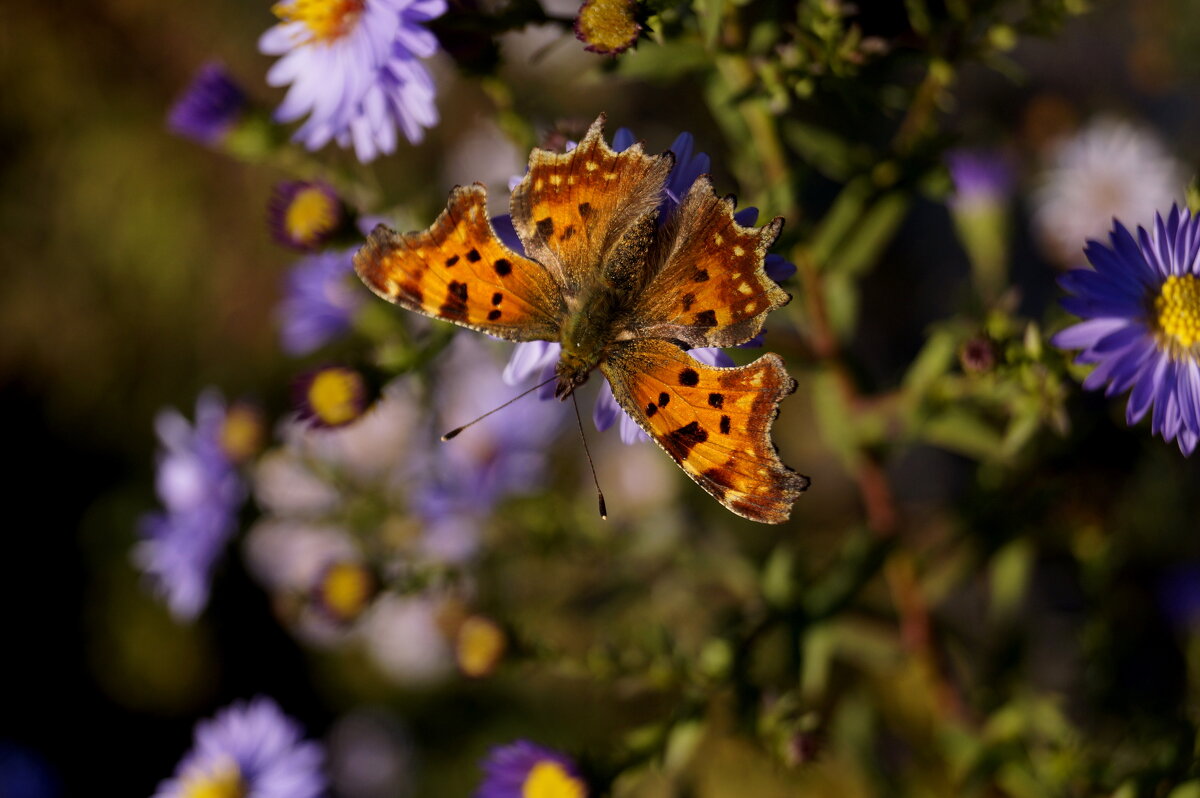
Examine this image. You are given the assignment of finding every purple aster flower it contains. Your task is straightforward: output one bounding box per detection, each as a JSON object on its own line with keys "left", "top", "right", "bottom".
{"left": 259, "top": 0, "right": 446, "bottom": 162}
{"left": 152, "top": 697, "right": 326, "bottom": 798}
{"left": 134, "top": 391, "right": 246, "bottom": 620}
{"left": 167, "top": 62, "right": 248, "bottom": 146}
{"left": 269, "top": 181, "right": 346, "bottom": 251}
{"left": 1052, "top": 205, "right": 1200, "bottom": 455}
{"left": 476, "top": 740, "right": 587, "bottom": 798}
{"left": 292, "top": 365, "right": 372, "bottom": 428}
{"left": 945, "top": 148, "right": 1014, "bottom": 209}
{"left": 279, "top": 249, "right": 365, "bottom": 356}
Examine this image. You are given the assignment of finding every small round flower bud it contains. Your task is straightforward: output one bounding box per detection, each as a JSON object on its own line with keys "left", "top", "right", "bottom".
{"left": 456, "top": 615, "right": 506, "bottom": 678}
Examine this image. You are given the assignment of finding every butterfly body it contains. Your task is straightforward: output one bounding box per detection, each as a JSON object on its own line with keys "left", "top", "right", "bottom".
{"left": 554, "top": 211, "right": 659, "bottom": 398}
{"left": 354, "top": 115, "right": 810, "bottom": 523}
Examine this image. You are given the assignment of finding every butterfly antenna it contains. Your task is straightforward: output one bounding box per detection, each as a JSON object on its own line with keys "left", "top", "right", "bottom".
{"left": 571, "top": 393, "right": 607, "bottom": 520}
{"left": 441, "top": 375, "right": 557, "bottom": 441}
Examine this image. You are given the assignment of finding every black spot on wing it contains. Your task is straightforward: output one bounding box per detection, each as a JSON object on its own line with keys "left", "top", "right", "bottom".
{"left": 695, "top": 310, "right": 717, "bottom": 327}
{"left": 494, "top": 258, "right": 512, "bottom": 276}
{"left": 658, "top": 392, "right": 670, "bottom": 407}
{"left": 645, "top": 401, "right": 657, "bottom": 417}
{"left": 440, "top": 280, "right": 469, "bottom": 321}
{"left": 537, "top": 218, "right": 555, "bottom": 238}
{"left": 578, "top": 202, "right": 592, "bottom": 219}
{"left": 679, "top": 368, "right": 699, "bottom": 387}
{"left": 681, "top": 292, "right": 696, "bottom": 311}
{"left": 487, "top": 309, "right": 502, "bottom": 321}
{"left": 491, "top": 292, "right": 503, "bottom": 305}
{"left": 562, "top": 225, "right": 576, "bottom": 241}
{"left": 719, "top": 415, "right": 731, "bottom": 435}
{"left": 466, "top": 248, "right": 481, "bottom": 263}
{"left": 445, "top": 255, "right": 459, "bottom": 267}
{"left": 663, "top": 421, "right": 708, "bottom": 462}
{"left": 708, "top": 392, "right": 724, "bottom": 409}
{"left": 693, "top": 269, "right": 709, "bottom": 282}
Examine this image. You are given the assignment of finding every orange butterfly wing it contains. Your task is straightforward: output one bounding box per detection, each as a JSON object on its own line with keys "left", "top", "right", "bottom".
{"left": 509, "top": 114, "right": 673, "bottom": 295}
{"left": 354, "top": 184, "right": 564, "bottom": 341}
{"left": 601, "top": 338, "right": 810, "bottom": 524}
{"left": 629, "top": 176, "right": 789, "bottom": 348}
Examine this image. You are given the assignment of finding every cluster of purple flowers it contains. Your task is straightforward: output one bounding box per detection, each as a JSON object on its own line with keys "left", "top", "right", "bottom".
{"left": 134, "top": 391, "right": 246, "bottom": 620}
{"left": 415, "top": 334, "right": 567, "bottom": 558}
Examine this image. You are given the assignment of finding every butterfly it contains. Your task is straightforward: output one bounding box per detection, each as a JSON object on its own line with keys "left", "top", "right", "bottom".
{"left": 353, "top": 114, "right": 809, "bottom": 523}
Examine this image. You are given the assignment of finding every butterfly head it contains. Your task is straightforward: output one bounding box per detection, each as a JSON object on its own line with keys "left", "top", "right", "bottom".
{"left": 553, "top": 348, "right": 596, "bottom": 400}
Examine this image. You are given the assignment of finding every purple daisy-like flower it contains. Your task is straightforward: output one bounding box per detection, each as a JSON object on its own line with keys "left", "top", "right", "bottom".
{"left": 501, "top": 126, "right": 791, "bottom": 443}
{"left": 152, "top": 697, "right": 326, "bottom": 798}
{"left": 259, "top": 0, "right": 446, "bottom": 162}
{"left": 269, "top": 181, "right": 346, "bottom": 251}
{"left": 945, "top": 148, "right": 1013, "bottom": 210}
{"left": 1052, "top": 205, "right": 1200, "bottom": 455}
{"left": 167, "top": 62, "right": 248, "bottom": 146}
{"left": 279, "top": 248, "right": 365, "bottom": 356}
{"left": 134, "top": 391, "right": 246, "bottom": 620}
{"left": 476, "top": 740, "right": 587, "bottom": 798}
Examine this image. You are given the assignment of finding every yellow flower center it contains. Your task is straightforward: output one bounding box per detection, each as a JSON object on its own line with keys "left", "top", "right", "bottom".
{"left": 307, "top": 368, "right": 364, "bottom": 426}
{"left": 285, "top": 186, "right": 340, "bottom": 245}
{"left": 318, "top": 562, "right": 374, "bottom": 621}
{"left": 220, "top": 404, "right": 264, "bottom": 464}
{"left": 273, "top": 0, "right": 365, "bottom": 44}
{"left": 180, "top": 759, "right": 246, "bottom": 798}
{"left": 575, "top": 0, "right": 640, "bottom": 55}
{"left": 522, "top": 761, "right": 586, "bottom": 798}
{"left": 456, "top": 616, "right": 506, "bottom": 678}
{"left": 1155, "top": 274, "right": 1200, "bottom": 350}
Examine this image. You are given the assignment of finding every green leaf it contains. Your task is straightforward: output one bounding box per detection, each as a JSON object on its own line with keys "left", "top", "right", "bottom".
{"left": 694, "top": 0, "right": 724, "bottom": 49}
{"left": 800, "top": 624, "right": 835, "bottom": 699}
{"left": 762, "top": 546, "right": 799, "bottom": 608}
{"left": 919, "top": 408, "right": 1005, "bottom": 461}
{"left": 823, "top": 270, "right": 859, "bottom": 342}
{"left": 617, "top": 38, "right": 711, "bottom": 80}
{"left": 664, "top": 720, "right": 705, "bottom": 772}
{"left": 809, "top": 177, "right": 872, "bottom": 267}
{"left": 782, "top": 119, "right": 862, "bottom": 181}
{"left": 904, "top": 0, "right": 931, "bottom": 35}
{"left": 902, "top": 327, "right": 959, "bottom": 398}
{"left": 1001, "top": 405, "right": 1042, "bottom": 458}
{"left": 990, "top": 539, "right": 1034, "bottom": 621}
{"left": 1168, "top": 783, "right": 1200, "bottom": 798}
{"left": 827, "top": 191, "right": 909, "bottom": 276}
{"left": 811, "top": 369, "right": 858, "bottom": 461}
